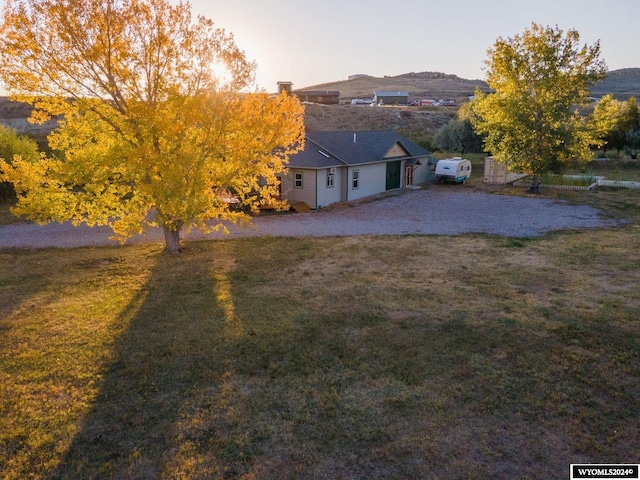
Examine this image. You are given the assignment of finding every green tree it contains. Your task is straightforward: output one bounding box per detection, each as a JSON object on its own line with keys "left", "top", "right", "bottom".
{"left": 620, "top": 97, "right": 640, "bottom": 132}
{"left": 0, "top": 0, "right": 305, "bottom": 253}
{"left": 626, "top": 130, "right": 640, "bottom": 159}
{"left": 471, "top": 23, "right": 606, "bottom": 181}
{"left": 435, "top": 119, "right": 482, "bottom": 155}
{"left": 0, "top": 125, "right": 40, "bottom": 165}
{"left": 591, "top": 96, "right": 640, "bottom": 156}
{"left": 435, "top": 103, "right": 484, "bottom": 155}
{"left": 0, "top": 124, "right": 40, "bottom": 200}
{"left": 591, "top": 94, "right": 625, "bottom": 154}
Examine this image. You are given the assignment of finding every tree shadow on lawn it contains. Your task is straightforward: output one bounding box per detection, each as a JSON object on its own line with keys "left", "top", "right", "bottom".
{"left": 52, "top": 237, "right": 640, "bottom": 479}
{"left": 53, "top": 242, "right": 256, "bottom": 478}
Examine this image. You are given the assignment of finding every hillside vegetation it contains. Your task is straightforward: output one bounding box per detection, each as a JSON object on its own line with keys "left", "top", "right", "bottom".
{"left": 304, "top": 103, "right": 455, "bottom": 141}
{"left": 1, "top": 68, "right": 639, "bottom": 145}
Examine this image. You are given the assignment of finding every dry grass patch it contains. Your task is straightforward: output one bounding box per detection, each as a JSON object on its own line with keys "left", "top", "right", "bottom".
{"left": 1, "top": 229, "right": 639, "bottom": 479}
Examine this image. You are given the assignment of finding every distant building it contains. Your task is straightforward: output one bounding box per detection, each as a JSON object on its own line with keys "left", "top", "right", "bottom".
{"left": 276, "top": 82, "right": 340, "bottom": 105}
{"left": 277, "top": 81, "right": 293, "bottom": 95}
{"left": 373, "top": 91, "right": 409, "bottom": 105}
{"left": 294, "top": 90, "right": 340, "bottom": 105}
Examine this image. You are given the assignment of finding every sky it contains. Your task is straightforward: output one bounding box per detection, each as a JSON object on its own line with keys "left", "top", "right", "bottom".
{"left": 0, "top": 0, "right": 637, "bottom": 93}
{"left": 183, "top": 0, "right": 640, "bottom": 92}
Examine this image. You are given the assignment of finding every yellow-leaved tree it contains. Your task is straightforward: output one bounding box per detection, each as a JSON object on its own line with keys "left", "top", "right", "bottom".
{"left": 0, "top": 0, "right": 305, "bottom": 253}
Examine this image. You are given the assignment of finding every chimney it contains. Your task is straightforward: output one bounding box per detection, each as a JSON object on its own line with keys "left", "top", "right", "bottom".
{"left": 277, "top": 81, "right": 293, "bottom": 95}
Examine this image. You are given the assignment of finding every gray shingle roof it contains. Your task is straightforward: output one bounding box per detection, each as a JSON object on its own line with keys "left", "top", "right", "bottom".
{"left": 287, "top": 130, "right": 431, "bottom": 169}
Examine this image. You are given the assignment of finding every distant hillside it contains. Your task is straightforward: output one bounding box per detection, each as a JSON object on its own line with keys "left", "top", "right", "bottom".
{"left": 591, "top": 68, "right": 640, "bottom": 99}
{"left": 304, "top": 102, "right": 455, "bottom": 141}
{"left": 300, "top": 68, "right": 640, "bottom": 102}
{"left": 2, "top": 68, "right": 638, "bottom": 147}
{"left": 300, "top": 71, "right": 490, "bottom": 102}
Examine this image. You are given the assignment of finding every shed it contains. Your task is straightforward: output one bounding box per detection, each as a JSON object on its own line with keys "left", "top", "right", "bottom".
{"left": 373, "top": 91, "right": 409, "bottom": 105}
{"left": 484, "top": 157, "right": 528, "bottom": 184}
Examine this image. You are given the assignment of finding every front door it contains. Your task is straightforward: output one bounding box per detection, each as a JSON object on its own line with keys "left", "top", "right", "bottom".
{"left": 404, "top": 165, "right": 414, "bottom": 186}
{"left": 386, "top": 161, "right": 401, "bottom": 190}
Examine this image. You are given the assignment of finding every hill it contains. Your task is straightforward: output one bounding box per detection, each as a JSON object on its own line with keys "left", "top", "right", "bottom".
{"left": 300, "top": 71, "right": 489, "bottom": 103}
{"left": 2, "top": 69, "right": 639, "bottom": 146}
{"left": 303, "top": 102, "right": 455, "bottom": 142}
{"left": 300, "top": 68, "right": 640, "bottom": 137}
{"left": 591, "top": 68, "right": 640, "bottom": 99}
{"left": 300, "top": 68, "right": 640, "bottom": 102}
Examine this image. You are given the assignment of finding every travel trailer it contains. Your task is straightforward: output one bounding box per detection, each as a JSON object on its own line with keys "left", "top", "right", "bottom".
{"left": 435, "top": 158, "right": 472, "bottom": 183}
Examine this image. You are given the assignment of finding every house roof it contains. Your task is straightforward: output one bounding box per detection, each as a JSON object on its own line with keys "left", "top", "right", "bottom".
{"left": 287, "top": 130, "right": 431, "bottom": 169}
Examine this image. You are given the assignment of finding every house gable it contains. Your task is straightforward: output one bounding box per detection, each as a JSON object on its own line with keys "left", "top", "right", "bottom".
{"left": 384, "top": 142, "right": 411, "bottom": 159}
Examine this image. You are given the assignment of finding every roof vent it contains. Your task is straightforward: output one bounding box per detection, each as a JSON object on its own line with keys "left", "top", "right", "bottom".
{"left": 353, "top": 133, "right": 357, "bottom": 143}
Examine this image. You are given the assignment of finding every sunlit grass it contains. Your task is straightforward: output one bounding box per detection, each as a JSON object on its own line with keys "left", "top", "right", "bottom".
{"left": 1, "top": 225, "right": 639, "bottom": 479}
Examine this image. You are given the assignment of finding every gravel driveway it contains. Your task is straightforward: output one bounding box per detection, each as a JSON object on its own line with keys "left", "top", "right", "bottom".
{"left": 0, "top": 188, "right": 616, "bottom": 249}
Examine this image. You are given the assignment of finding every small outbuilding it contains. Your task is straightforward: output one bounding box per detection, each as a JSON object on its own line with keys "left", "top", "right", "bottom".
{"left": 373, "top": 91, "right": 409, "bottom": 105}
{"left": 484, "top": 157, "right": 528, "bottom": 184}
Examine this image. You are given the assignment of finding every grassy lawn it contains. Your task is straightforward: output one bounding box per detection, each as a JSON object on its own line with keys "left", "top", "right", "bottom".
{"left": 1, "top": 200, "right": 639, "bottom": 479}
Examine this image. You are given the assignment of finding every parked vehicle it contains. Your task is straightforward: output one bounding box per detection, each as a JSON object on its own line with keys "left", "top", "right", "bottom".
{"left": 435, "top": 158, "right": 472, "bottom": 184}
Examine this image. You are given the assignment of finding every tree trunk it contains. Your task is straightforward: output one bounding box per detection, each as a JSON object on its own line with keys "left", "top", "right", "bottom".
{"left": 163, "top": 224, "right": 183, "bottom": 254}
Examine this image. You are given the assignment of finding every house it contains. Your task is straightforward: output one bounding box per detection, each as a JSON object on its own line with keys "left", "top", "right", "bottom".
{"left": 373, "top": 91, "right": 409, "bottom": 105}
{"left": 294, "top": 90, "right": 340, "bottom": 105}
{"left": 276, "top": 82, "right": 340, "bottom": 105}
{"left": 279, "top": 130, "right": 437, "bottom": 209}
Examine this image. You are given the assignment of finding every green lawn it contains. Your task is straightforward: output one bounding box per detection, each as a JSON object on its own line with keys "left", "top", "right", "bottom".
{"left": 1, "top": 211, "right": 639, "bottom": 478}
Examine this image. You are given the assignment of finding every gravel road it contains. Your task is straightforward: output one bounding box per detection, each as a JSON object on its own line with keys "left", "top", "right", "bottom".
{"left": 0, "top": 188, "right": 616, "bottom": 249}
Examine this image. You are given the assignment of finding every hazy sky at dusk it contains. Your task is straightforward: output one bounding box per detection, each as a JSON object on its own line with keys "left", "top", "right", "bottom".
{"left": 0, "top": 1, "right": 637, "bottom": 92}
{"left": 186, "top": 0, "right": 639, "bottom": 91}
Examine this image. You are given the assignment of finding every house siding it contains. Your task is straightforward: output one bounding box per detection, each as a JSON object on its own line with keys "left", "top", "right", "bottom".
{"left": 410, "top": 157, "right": 437, "bottom": 185}
{"left": 347, "top": 163, "right": 386, "bottom": 201}
{"left": 281, "top": 169, "right": 318, "bottom": 208}
{"left": 316, "top": 168, "right": 344, "bottom": 208}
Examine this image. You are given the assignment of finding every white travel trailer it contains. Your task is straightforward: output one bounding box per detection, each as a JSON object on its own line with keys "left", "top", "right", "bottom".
{"left": 435, "top": 158, "right": 472, "bottom": 183}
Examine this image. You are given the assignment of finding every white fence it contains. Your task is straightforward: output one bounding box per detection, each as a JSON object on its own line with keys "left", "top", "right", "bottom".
{"left": 514, "top": 175, "right": 640, "bottom": 191}
{"left": 597, "top": 179, "right": 640, "bottom": 189}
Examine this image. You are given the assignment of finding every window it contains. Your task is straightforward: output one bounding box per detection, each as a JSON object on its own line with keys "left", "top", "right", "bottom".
{"left": 352, "top": 170, "right": 359, "bottom": 189}
{"left": 294, "top": 171, "right": 303, "bottom": 188}
{"left": 326, "top": 171, "right": 334, "bottom": 188}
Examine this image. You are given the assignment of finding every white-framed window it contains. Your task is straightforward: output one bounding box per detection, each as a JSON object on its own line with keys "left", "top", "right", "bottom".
{"left": 294, "top": 171, "right": 303, "bottom": 188}
{"left": 352, "top": 169, "right": 359, "bottom": 189}
{"left": 326, "top": 171, "right": 334, "bottom": 188}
